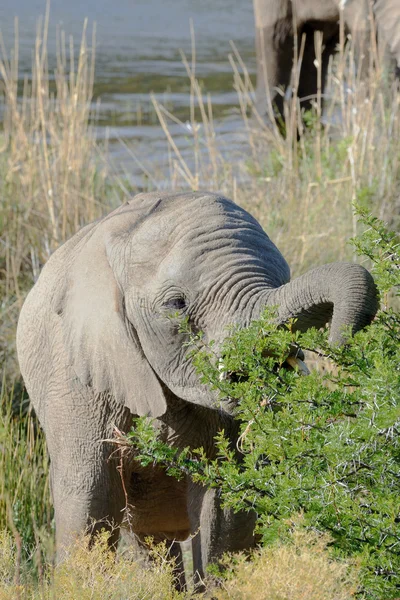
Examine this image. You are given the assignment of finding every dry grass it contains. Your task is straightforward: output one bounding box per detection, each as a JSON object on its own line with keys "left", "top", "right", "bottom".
{"left": 0, "top": 530, "right": 184, "bottom": 599}
{"left": 0, "top": 14, "right": 122, "bottom": 378}
{"left": 0, "top": 526, "right": 360, "bottom": 600}
{"left": 0, "top": 11, "right": 103, "bottom": 244}
{"left": 212, "top": 529, "right": 359, "bottom": 600}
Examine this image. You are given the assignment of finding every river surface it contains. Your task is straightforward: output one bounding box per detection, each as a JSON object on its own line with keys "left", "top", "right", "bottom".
{"left": 0, "top": 0, "right": 256, "bottom": 186}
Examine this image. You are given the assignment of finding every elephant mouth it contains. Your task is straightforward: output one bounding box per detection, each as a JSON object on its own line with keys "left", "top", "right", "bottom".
{"left": 162, "top": 346, "right": 309, "bottom": 414}
{"left": 218, "top": 345, "right": 309, "bottom": 384}
{"left": 220, "top": 370, "right": 249, "bottom": 385}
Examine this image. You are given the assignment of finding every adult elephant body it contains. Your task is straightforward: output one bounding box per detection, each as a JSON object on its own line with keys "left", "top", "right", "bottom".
{"left": 254, "top": 0, "right": 400, "bottom": 124}
{"left": 17, "top": 192, "right": 378, "bottom": 588}
{"left": 375, "top": 0, "right": 400, "bottom": 74}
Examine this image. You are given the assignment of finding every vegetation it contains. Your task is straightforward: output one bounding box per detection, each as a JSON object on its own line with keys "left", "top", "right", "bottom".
{"left": 0, "top": 12, "right": 399, "bottom": 600}
{"left": 0, "top": 529, "right": 184, "bottom": 599}
{"left": 211, "top": 528, "right": 359, "bottom": 600}
{"left": 0, "top": 382, "right": 51, "bottom": 579}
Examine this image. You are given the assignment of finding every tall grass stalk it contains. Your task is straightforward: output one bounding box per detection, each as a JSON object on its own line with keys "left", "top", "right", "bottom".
{"left": 213, "top": 528, "right": 359, "bottom": 600}
{"left": 0, "top": 380, "right": 51, "bottom": 580}
{"left": 0, "top": 17, "right": 114, "bottom": 378}
{"left": 0, "top": 529, "right": 185, "bottom": 599}
{"left": 0, "top": 524, "right": 360, "bottom": 599}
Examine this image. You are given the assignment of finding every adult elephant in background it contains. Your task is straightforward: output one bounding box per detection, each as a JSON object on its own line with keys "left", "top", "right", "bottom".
{"left": 253, "top": 0, "right": 400, "bottom": 125}
{"left": 17, "top": 191, "right": 378, "bottom": 590}
{"left": 375, "top": 0, "right": 400, "bottom": 77}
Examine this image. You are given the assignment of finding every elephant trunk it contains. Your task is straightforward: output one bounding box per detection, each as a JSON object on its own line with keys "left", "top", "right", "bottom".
{"left": 264, "top": 263, "right": 378, "bottom": 344}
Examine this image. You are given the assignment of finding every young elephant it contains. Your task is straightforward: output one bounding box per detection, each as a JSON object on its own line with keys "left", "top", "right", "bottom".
{"left": 254, "top": 0, "right": 400, "bottom": 125}
{"left": 17, "top": 191, "right": 378, "bottom": 589}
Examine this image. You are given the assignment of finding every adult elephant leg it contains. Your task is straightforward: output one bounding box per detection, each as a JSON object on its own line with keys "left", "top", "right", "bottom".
{"left": 253, "top": 0, "right": 294, "bottom": 125}
{"left": 167, "top": 541, "right": 186, "bottom": 592}
{"left": 297, "top": 24, "right": 339, "bottom": 114}
{"left": 374, "top": 0, "right": 400, "bottom": 76}
{"left": 136, "top": 535, "right": 186, "bottom": 592}
{"left": 189, "top": 482, "right": 256, "bottom": 590}
{"left": 254, "top": 26, "right": 294, "bottom": 125}
{"left": 343, "top": 1, "right": 372, "bottom": 79}
{"left": 46, "top": 389, "right": 131, "bottom": 559}
{"left": 51, "top": 456, "right": 126, "bottom": 559}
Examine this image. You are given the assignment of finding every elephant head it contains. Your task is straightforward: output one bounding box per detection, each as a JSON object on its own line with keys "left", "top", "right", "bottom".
{"left": 52, "top": 191, "right": 378, "bottom": 419}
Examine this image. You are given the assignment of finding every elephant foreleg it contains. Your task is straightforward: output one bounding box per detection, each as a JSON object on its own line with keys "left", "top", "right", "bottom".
{"left": 44, "top": 389, "right": 131, "bottom": 560}
{"left": 254, "top": 24, "right": 294, "bottom": 125}
{"left": 50, "top": 443, "right": 126, "bottom": 560}
{"left": 189, "top": 483, "right": 256, "bottom": 590}
{"left": 343, "top": 2, "right": 373, "bottom": 79}
{"left": 135, "top": 535, "right": 186, "bottom": 592}
{"left": 167, "top": 541, "right": 186, "bottom": 592}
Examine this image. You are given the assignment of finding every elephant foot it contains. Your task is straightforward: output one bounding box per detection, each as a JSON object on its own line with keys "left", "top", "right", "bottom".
{"left": 167, "top": 540, "right": 187, "bottom": 593}
{"left": 134, "top": 533, "right": 187, "bottom": 593}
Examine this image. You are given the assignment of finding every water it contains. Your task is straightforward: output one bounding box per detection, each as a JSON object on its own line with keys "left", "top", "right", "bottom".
{"left": 0, "top": 0, "right": 256, "bottom": 186}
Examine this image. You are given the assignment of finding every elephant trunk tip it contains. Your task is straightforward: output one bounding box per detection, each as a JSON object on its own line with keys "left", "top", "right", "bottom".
{"left": 328, "top": 264, "right": 379, "bottom": 346}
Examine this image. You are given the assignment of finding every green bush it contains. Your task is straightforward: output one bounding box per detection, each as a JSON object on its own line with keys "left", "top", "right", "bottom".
{"left": 128, "top": 210, "right": 400, "bottom": 600}
{"left": 0, "top": 382, "right": 52, "bottom": 581}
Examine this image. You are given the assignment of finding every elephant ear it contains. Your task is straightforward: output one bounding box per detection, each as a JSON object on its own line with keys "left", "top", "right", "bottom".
{"left": 52, "top": 211, "right": 166, "bottom": 419}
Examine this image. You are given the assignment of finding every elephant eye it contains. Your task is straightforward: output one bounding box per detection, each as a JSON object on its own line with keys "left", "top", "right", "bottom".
{"left": 162, "top": 296, "right": 187, "bottom": 311}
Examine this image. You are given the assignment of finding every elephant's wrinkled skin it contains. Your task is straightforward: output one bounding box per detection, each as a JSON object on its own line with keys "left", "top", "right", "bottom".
{"left": 254, "top": 0, "right": 400, "bottom": 124}
{"left": 17, "top": 192, "right": 378, "bottom": 589}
